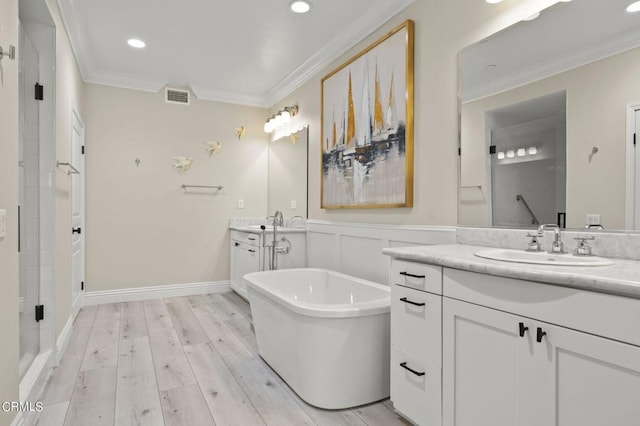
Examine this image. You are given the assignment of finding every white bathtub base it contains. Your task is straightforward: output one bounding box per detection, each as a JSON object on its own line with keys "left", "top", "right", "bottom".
{"left": 248, "top": 286, "right": 390, "bottom": 409}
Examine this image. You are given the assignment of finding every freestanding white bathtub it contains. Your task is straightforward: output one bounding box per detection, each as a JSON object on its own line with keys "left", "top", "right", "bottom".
{"left": 244, "top": 268, "right": 391, "bottom": 409}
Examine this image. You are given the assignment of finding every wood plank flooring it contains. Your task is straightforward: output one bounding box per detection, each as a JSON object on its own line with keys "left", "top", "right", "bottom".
{"left": 32, "top": 292, "right": 409, "bottom": 426}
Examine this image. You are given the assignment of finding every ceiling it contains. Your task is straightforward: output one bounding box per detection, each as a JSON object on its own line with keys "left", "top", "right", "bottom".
{"left": 56, "top": 0, "right": 414, "bottom": 107}
{"left": 460, "top": 0, "right": 640, "bottom": 102}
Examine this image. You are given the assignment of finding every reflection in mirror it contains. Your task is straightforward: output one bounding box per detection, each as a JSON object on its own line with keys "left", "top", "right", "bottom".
{"left": 489, "top": 92, "right": 566, "bottom": 228}
{"left": 268, "top": 126, "right": 308, "bottom": 219}
{"left": 459, "top": 0, "right": 640, "bottom": 231}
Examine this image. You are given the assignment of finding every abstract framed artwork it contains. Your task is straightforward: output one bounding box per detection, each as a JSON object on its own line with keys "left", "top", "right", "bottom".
{"left": 321, "top": 20, "right": 414, "bottom": 209}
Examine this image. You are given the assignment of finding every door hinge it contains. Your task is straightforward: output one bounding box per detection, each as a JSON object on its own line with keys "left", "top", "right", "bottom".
{"left": 634, "top": 133, "right": 636, "bottom": 147}
{"left": 35, "top": 83, "right": 44, "bottom": 101}
{"left": 81, "top": 281, "right": 84, "bottom": 291}
{"left": 81, "top": 145, "right": 85, "bottom": 155}
{"left": 35, "top": 305, "right": 44, "bottom": 322}
{"left": 458, "top": 147, "right": 461, "bottom": 156}
{"left": 489, "top": 145, "right": 497, "bottom": 155}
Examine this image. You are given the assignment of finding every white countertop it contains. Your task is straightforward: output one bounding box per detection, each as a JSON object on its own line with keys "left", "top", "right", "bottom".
{"left": 229, "top": 225, "right": 307, "bottom": 234}
{"left": 383, "top": 244, "right": 640, "bottom": 299}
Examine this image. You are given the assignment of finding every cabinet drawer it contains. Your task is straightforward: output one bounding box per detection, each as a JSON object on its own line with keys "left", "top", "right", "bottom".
{"left": 391, "top": 285, "right": 441, "bottom": 365}
{"left": 391, "top": 348, "right": 441, "bottom": 426}
{"left": 231, "top": 231, "right": 260, "bottom": 246}
{"left": 390, "top": 259, "right": 442, "bottom": 294}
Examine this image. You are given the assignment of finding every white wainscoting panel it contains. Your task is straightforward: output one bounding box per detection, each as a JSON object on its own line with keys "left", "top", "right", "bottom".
{"left": 307, "top": 221, "right": 456, "bottom": 284}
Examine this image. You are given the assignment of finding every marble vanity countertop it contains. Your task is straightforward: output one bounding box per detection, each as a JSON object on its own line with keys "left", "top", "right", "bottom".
{"left": 383, "top": 244, "right": 640, "bottom": 300}
{"left": 229, "top": 225, "right": 307, "bottom": 233}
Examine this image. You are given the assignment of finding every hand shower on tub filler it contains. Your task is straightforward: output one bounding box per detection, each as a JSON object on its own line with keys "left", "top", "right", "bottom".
{"left": 262, "top": 210, "right": 292, "bottom": 271}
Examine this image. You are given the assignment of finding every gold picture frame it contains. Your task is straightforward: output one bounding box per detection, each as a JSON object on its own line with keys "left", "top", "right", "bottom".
{"left": 321, "top": 20, "right": 414, "bottom": 209}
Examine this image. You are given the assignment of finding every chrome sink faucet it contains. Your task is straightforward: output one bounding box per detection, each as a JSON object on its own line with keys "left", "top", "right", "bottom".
{"left": 537, "top": 224, "right": 565, "bottom": 254}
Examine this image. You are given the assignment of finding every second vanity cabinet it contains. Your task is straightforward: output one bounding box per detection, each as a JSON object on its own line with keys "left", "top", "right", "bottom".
{"left": 389, "top": 258, "right": 640, "bottom": 426}
{"left": 230, "top": 231, "right": 261, "bottom": 299}
{"left": 230, "top": 229, "right": 307, "bottom": 300}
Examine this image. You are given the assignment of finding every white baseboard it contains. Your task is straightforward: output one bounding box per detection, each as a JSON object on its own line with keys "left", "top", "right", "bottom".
{"left": 56, "top": 315, "right": 74, "bottom": 365}
{"left": 83, "top": 280, "right": 231, "bottom": 306}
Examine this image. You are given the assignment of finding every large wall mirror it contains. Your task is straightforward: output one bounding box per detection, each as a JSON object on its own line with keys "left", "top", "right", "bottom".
{"left": 268, "top": 126, "right": 309, "bottom": 218}
{"left": 459, "top": 0, "right": 640, "bottom": 231}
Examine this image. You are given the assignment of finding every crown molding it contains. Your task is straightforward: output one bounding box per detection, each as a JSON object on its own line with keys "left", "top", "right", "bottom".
{"left": 84, "top": 70, "right": 168, "bottom": 92}
{"left": 55, "top": 0, "right": 95, "bottom": 80}
{"left": 263, "top": 0, "right": 416, "bottom": 107}
{"left": 462, "top": 27, "right": 640, "bottom": 104}
{"left": 190, "top": 85, "right": 269, "bottom": 108}
{"left": 57, "top": 0, "right": 415, "bottom": 108}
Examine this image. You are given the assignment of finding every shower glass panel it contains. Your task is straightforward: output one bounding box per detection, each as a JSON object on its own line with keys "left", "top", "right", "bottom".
{"left": 490, "top": 115, "right": 566, "bottom": 228}
{"left": 19, "top": 29, "right": 41, "bottom": 378}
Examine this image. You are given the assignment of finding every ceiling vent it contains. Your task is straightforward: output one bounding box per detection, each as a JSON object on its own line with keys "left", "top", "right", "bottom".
{"left": 165, "top": 87, "right": 190, "bottom": 105}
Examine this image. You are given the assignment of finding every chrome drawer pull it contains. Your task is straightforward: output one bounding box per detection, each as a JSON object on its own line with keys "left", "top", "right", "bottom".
{"left": 399, "top": 271, "right": 425, "bottom": 279}
{"left": 400, "top": 297, "right": 425, "bottom": 307}
{"left": 400, "top": 362, "right": 426, "bottom": 377}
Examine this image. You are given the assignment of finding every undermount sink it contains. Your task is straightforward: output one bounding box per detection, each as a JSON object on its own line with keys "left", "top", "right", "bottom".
{"left": 475, "top": 248, "right": 613, "bottom": 266}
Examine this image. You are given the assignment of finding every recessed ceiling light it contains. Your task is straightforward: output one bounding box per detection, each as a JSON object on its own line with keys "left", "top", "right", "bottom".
{"left": 487, "top": 64, "right": 497, "bottom": 70}
{"left": 485, "top": 0, "right": 503, "bottom": 4}
{"left": 127, "top": 38, "right": 146, "bottom": 48}
{"left": 290, "top": 0, "right": 311, "bottom": 13}
{"left": 627, "top": 1, "right": 640, "bottom": 12}
{"left": 523, "top": 12, "right": 540, "bottom": 21}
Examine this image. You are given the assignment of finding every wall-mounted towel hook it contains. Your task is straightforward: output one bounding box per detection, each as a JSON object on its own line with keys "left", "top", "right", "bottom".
{"left": 135, "top": 158, "right": 141, "bottom": 167}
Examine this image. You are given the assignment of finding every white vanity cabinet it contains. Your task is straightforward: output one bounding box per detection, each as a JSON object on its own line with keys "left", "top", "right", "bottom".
{"left": 442, "top": 268, "right": 640, "bottom": 426}
{"left": 389, "top": 260, "right": 443, "bottom": 426}
{"left": 230, "top": 231, "right": 261, "bottom": 299}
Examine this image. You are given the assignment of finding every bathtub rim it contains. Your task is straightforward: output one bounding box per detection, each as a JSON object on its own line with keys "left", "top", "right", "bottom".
{"left": 244, "top": 268, "right": 390, "bottom": 318}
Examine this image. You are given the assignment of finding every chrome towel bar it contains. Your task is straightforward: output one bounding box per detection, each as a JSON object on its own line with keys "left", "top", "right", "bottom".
{"left": 56, "top": 161, "right": 80, "bottom": 175}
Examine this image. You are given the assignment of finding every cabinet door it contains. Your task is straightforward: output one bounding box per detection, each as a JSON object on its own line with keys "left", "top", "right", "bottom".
{"left": 443, "top": 298, "right": 533, "bottom": 426}
{"left": 231, "top": 242, "right": 260, "bottom": 299}
{"left": 535, "top": 321, "right": 640, "bottom": 426}
{"left": 230, "top": 241, "right": 242, "bottom": 291}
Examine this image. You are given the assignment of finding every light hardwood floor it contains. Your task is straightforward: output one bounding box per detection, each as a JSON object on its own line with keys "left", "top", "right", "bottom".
{"left": 32, "top": 292, "right": 408, "bottom": 426}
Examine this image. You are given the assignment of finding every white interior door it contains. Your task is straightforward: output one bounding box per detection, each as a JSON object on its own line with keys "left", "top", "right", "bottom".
{"left": 71, "top": 110, "right": 85, "bottom": 313}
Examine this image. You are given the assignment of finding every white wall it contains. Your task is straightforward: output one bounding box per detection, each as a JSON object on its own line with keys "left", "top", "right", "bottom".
{"left": 84, "top": 84, "right": 269, "bottom": 291}
{"left": 460, "top": 47, "right": 640, "bottom": 229}
{"left": 0, "top": 0, "right": 21, "bottom": 422}
{"left": 270, "top": 0, "right": 556, "bottom": 226}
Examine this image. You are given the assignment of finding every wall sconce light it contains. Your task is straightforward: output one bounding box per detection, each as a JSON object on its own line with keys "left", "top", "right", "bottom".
{"left": 264, "top": 105, "right": 298, "bottom": 134}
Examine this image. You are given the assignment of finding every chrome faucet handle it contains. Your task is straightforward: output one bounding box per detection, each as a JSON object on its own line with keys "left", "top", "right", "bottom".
{"left": 526, "top": 233, "right": 543, "bottom": 252}
{"left": 574, "top": 236, "right": 595, "bottom": 256}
